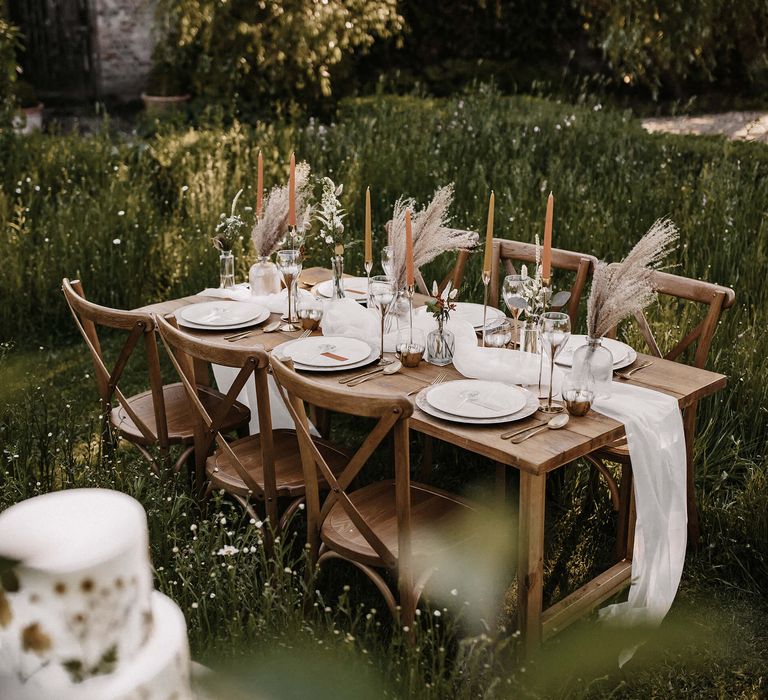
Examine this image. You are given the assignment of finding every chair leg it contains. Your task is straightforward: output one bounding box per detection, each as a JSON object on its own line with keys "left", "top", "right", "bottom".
{"left": 683, "top": 405, "right": 701, "bottom": 550}
{"left": 616, "top": 463, "right": 633, "bottom": 561}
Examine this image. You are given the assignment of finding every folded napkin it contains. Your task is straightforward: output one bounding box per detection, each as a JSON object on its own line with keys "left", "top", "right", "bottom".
{"left": 198, "top": 285, "right": 313, "bottom": 315}
{"left": 593, "top": 382, "right": 687, "bottom": 664}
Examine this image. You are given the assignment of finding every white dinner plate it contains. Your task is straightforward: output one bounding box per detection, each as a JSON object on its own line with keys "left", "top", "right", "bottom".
{"left": 415, "top": 302, "right": 505, "bottom": 329}
{"left": 284, "top": 336, "right": 371, "bottom": 368}
{"left": 176, "top": 304, "right": 271, "bottom": 331}
{"left": 416, "top": 386, "right": 539, "bottom": 425}
{"left": 556, "top": 334, "right": 637, "bottom": 370}
{"left": 179, "top": 301, "right": 266, "bottom": 327}
{"left": 426, "top": 379, "right": 528, "bottom": 419}
{"left": 273, "top": 340, "right": 378, "bottom": 373}
{"left": 314, "top": 277, "right": 370, "bottom": 302}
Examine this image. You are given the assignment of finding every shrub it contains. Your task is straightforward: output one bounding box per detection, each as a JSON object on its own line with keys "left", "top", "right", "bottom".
{"left": 152, "top": 0, "right": 403, "bottom": 113}
{"left": 0, "top": 15, "right": 20, "bottom": 128}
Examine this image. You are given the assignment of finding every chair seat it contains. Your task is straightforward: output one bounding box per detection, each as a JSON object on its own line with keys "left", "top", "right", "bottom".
{"left": 206, "top": 429, "right": 348, "bottom": 498}
{"left": 321, "top": 480, "right": 475, "bottom": 569}
{"left": 110, "top": 382, "right": 250, "bottom": 446}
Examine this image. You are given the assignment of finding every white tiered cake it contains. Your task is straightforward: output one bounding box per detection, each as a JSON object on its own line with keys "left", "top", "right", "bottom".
{"left": 0, "top": 488, "right": 194, "bottom": 700}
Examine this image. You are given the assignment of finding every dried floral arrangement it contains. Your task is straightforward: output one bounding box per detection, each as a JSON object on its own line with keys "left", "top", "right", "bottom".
{"left": 425, "top": 280, "right": 458, "bottom": 323}
{"left": 212, "top": 189, "right": 245, "bottom": 252}
{"left": 586, "top": 217, "right": 679, "bottom": 339}
{"left": 250, "top": 162, "right": 313, "bottom": 257}
{"left": 386, "top": 184, "right": 478, "bottom": 289}
{"left": 314, "top": 177, "right": 346, "bottom": 254}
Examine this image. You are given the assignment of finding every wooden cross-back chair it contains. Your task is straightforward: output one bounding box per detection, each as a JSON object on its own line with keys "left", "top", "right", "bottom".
{"left": 62, "top": 278, "right": 250, "bottom": 474}
{"left": 489, "top": 239, "right": 598, "bottom": 327}
{"left": 415, "top": 247, "right": 472, "bottom": 296}
{"left": 155, "top": 314, "right": 347, "bottom": 529}
{"left": 590, "top": 270, "right": 736, "bottom": 553}
{"left": 271, "top": 354, "right": 476, "bottom": 626}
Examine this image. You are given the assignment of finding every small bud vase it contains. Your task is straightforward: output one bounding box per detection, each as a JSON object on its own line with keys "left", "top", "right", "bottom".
{"left": 570, "top": 336, "right": 613, "bottom": 398}
{"left": 249, "top": 255, "right": 281, "bottom": 296}
{"left": 426, "top": 317, "right": 455, "bottom": 366}
{"left": 219, "top": 250, "right": 235, "bottom": 289}
{"left": 330, "top": 254, "right": 346, "bottom": 300}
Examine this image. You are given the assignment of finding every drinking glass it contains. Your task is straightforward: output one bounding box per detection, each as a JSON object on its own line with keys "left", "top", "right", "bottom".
{"left": 395, "top": 327, "right": 425, "bottom": 368}
{"left": 381, "top": 246, "right": 394, "bottom": 277}
{"left": 483, "top": 318, "right": 513, "bottom": 348}
{"left": 276, "top": 249, "right": 302, "bottom": 332}
{"left": 369, "top": 275, "right": 395, "bottom": 360}
{"left": 502, "top": 274, "right": 525, "bottom": 346}
{"left": 297, "top": 296, "right": 324, "bottom": 331}
{"left": 561, "top": 372, "right": 595, "bottom": 417}
{"left": 538, "top": 311, "right": 571, "bottom": 413}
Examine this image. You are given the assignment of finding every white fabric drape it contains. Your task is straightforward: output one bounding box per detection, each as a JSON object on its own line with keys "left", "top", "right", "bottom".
{"left": 594, "top": 383, "right": 687, "bottom": 663}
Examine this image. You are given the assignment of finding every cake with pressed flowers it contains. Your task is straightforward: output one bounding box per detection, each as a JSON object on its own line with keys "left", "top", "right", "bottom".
{"left": 0, "top": 488, "right": 193, "bottom": 700}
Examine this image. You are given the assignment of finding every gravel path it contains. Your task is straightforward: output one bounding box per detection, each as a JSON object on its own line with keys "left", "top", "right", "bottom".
{"left": 642, "top": 111, "right": 768, "bottom": 143}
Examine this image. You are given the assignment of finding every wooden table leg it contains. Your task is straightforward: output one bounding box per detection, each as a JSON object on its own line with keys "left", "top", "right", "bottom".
{"left": 517, "top": 471, "right": 546, "bottom": 654}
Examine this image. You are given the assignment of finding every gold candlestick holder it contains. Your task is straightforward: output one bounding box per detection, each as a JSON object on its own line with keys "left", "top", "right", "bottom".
{"left": 364, "top": 259, "right": 373, "bottom": 305}
{"left": 481, "top": 271, "right": 491, "bottom": 347}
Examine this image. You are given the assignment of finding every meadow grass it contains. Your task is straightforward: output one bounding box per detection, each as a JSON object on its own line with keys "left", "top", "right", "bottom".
{"left": 0, "top": 88, "right": 766, "bottom": 697}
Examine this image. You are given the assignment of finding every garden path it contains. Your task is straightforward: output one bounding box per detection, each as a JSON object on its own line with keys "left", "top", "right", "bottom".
{"left": 642, "top": 110, "right": 768, "bottom": 143}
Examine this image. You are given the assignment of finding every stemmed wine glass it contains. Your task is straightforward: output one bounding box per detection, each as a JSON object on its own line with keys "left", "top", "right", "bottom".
{"left": 538, "top": 311, "right": 571, "bottom": 413}
{"left": 369, "top": 275, "right": 395, "bottom": 360}
{"left": 502, "top": 274, "right": 525, "bottom": 347}
{"left": 276, "top": 249, "right": 302, "bottom": 332}
{"left": 381, "top": 246, "right": 393, "bottom": 277}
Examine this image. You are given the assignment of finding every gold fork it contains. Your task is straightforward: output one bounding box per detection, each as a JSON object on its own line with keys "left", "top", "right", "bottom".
{"left": 614, "top": 361, "right": 653, "bottom": 380}
{"left": 407, "top": 371, "right": 447, "bottom": 397}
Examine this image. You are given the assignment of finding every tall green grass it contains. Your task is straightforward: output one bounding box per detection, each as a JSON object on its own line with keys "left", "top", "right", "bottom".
{"left": 1, "top": 88, "right": 767, "bottom": 696}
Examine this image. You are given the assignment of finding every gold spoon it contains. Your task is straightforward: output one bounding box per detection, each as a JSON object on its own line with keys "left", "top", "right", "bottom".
{"left": 347, "top": 360, "right": 402, "bottom": 387}
{"left": 510, "top": 413, "right": 569, "bottom": 444}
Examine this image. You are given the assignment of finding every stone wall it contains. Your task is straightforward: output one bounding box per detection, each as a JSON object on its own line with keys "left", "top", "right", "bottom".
{"left": 90, "top": 0, "right": 156, "bottom": 98}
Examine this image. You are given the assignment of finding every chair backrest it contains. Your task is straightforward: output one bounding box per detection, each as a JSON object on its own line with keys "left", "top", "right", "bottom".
{"left": 415, "top": 246, "right": 472, "bottom": 297}
{"left": 611, "top": 270, "right": 736, "bottom": 369}
{"left": 489, "top": 239, "right": 598, "bottom": 328}
{"left": 153, "top": 315, "right": 278, "bottom": 510}
{"left": 62, "top": 278, "right": 169, "bottom": 447}
{"left": 270, "top": 354, "right": 414, "bottom": 571}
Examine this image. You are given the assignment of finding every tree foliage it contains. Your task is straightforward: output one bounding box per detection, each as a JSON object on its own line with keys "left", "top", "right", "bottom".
{"left": 155, "top": 0, "right": 403, "bottom": 111}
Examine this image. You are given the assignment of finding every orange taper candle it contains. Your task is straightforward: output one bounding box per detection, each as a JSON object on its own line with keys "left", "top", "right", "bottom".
{"left": 405, "top": 209, "right": 414, "bottom": 288}
{"left": 256, "top": 150, "right": 263, "bottom": 217}
{"left": 482, "top": 190, "right": 495, "bottom": 274}
{"left": 288, "top": 152, "right": 296, "bottom": 227}
{"left": 364, "top": 187, "right": 372, "bottom": 266}
{"left": 542, "top": 192, "right": 553, "bottom": 282}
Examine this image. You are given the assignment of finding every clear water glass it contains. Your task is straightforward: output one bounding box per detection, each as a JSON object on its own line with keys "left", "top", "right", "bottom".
{"left": 483, "top": 318, "right": 513, "bottom": 348}
{"left": 297, "top": 296, "right": 324, "bottom": 331}
{"left": 396, "top": 327, "right": 425, "bottom": 368}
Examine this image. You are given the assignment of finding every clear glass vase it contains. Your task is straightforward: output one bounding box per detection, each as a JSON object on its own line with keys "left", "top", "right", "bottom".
{"left": 426, "top": 318, "right": 455, "bottom": 366}
{"left": 249, "top": 255, "right": 282, "bottom": 296}
{"left": 570, "top": 336, "right": 613, "bottom": 398}
{"left": 330, "top": 254, "right": 345, "bottom": 299}
{"left": 219, "top": 250, "right": 235, "bottom": 289}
